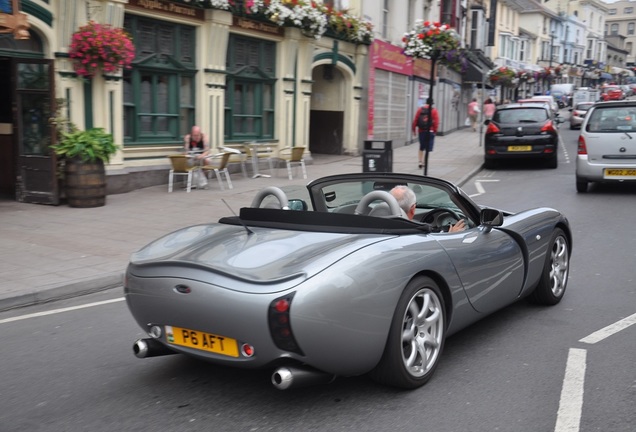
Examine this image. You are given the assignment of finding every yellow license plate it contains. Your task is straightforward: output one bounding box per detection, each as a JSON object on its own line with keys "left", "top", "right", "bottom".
{"left": 166, "top": 326, "right": 239, "bottom": 357}
{"left": 605, "top": 168, "right": 636, "bottom": 177}
{"left": 508, "top": 145, "right": 532, "bottom": 152}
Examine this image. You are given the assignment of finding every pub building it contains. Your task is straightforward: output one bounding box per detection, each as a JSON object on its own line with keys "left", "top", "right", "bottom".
{"left": 0, "top": 0, "right": 372, "bottom": 204}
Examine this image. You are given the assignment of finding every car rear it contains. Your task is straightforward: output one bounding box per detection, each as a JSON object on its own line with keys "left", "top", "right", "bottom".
{"left": 601, "top": 86, "right": 624, "bottom": 101}
{"left": 576, "top": 101, "right": 636, "bottom": 192}
{"left": 569, "top": 102, "right": 594, "bottom": 129}
{"left": 484, "top": 104, "right": 560, "bottom": 169}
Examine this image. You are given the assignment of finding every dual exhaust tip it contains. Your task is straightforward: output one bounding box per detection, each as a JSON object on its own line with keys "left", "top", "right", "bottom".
{"left": 133, "top": 338, "right": 335, "bottom": 390}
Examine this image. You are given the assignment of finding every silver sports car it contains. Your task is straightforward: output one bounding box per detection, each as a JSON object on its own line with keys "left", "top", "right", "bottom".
{"left": 126, "top": 173, "right": 571, "bottom": 390}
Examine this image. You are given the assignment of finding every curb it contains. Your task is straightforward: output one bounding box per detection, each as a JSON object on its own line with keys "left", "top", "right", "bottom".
{"left": 0, "top": 272, "right": 123, "bottom": 312}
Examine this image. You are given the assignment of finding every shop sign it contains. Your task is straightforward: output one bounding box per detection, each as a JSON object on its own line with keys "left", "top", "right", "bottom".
{"left": 232, "top": 16, "right": 284, "bottom": 36}
{"left": 127, "top": 0, "right": 205, "bottom": 21}
{"left": 371, "top": 39, "right": 412, "bottom": 75}
{"left": 0, "top": 0, "right": 30, "bottom": 39}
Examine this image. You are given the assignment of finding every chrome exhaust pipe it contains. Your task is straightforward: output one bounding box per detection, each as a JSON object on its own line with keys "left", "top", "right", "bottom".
{"left": 271, "top": 366, "right": 335, "bottom": 390}
{"left": 133, "top": 338, "right": 178, "bottom": 358}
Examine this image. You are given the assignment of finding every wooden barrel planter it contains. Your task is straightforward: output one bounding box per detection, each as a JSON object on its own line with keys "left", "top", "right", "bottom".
{"left": 65, "top": 159, "right": 107, "bottom": 208}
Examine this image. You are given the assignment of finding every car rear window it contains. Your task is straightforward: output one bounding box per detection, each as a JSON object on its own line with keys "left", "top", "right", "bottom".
{"left": 586, "top": 107, "right": 636, "bottom": 132}
{"left": 494, "top": 108, "right": 548, "bottom": 124}
{"left": 576, "top": 103, "right": 594, "bottom": 111}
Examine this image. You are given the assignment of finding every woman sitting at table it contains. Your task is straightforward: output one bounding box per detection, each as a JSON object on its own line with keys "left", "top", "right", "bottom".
{"left": 184, "top": 126, "right": 210, "bottom": 165}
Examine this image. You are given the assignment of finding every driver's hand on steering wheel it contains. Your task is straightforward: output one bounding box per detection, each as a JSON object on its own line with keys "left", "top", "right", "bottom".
{"left": 449, "top": 219, "right": 466, "bottom": 232}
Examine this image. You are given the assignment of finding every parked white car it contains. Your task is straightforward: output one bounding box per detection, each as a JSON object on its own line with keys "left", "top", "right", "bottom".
{"left": 576, "top": 100, "right": 636, "bottom": 192}
{"left": 531, "top": 95, "right": 560, "bottom": 113}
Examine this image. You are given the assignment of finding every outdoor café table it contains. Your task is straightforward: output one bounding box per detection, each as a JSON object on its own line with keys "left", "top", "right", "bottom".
{"left": 247, "top": 141, "right": 272, "bottom": 178}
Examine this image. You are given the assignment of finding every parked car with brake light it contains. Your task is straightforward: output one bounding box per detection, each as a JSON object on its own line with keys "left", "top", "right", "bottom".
{"left": 484, "top": 103, "right": 563, "bottom": 169}
{"left": 600, "top": 85, "right": 625, "bottom": 101}
{"left": 569, "top": 102, "right": 595, "bottom": 130}
{"left": 576, "top": 100, "right": 636, "bottom": 192}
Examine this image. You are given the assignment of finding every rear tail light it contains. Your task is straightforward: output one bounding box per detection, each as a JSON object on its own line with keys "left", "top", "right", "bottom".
{"left": 486, "top": 122, "right": 500, "bottom": 134}
{"left": 540, "top": 120, "right": 557, "bottom": 134}
{"left": 577, "top": 135, "right": 588, "bottom": 155}
{"left": 268, "top": 293, "right": 304, "bottom": 355}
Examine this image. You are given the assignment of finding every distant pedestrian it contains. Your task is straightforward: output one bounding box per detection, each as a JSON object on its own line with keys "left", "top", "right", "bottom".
{"left": 483, "top": 98, "right": 496, "bottom": 120}
{"left": 412, "top": 104, "right": 440, "bottom": 169}
{"left": 184, "top": 125, "right": 211, "bottom": 165}
{"left": 467, "top": 98, "right": 480, "bottom": 131}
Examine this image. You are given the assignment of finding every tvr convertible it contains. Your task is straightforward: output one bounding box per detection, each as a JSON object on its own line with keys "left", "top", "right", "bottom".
{"left": 125, "top": 173, "right": 571, "bottom": 390}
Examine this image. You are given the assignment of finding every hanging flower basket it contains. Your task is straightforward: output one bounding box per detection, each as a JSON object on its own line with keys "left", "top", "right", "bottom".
{"left": 488, "top": 66, "right": 517, "bottom": 87}
{"left": 69, "top": 21, "right": 135, "bottom": 78}
{"left": 402, "top": 20, "right": 460, "bottom": 60}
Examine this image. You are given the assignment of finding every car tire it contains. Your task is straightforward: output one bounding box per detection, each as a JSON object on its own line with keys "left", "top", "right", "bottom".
{"left": 369, "top": 276, "right": 446, "bottom": 389}
{"left": 484, "top": 159, "right": 496, "bottom": 169}
{"left": 576, "top": 179, "right": 588, "bottom": 193}
{"left": 547, "top": 154, "right": 558, "bottom": 169}
{"left": 528, "top": 228, "right": 569, "bottom": 305}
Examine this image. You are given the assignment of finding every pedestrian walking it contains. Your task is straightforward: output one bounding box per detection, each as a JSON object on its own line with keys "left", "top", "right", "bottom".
{"left": 411, "top": 104, "right": 440, "bottom": 169}
{"left": 467, "top": 98, "right": 480, "bottom": 131}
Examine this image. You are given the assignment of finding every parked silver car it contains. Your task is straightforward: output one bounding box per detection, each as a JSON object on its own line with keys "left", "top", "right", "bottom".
{"left": 576, "top": 101, "right": 636, "bottom": 192}
{"left": 569, "top": 101, "right": 595, "bottom": 130}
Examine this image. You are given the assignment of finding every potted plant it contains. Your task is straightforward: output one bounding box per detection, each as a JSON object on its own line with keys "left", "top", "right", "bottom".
{"left": 51, "top": 127, "right": 119, "bottom": 207}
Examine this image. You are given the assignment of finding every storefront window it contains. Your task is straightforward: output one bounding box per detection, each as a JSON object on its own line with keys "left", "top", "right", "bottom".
{"left": 225, "top": 35, "right": 276, "bottom": 141}
{"left": 123, "top": 15, "right": 196, "bottom": 145}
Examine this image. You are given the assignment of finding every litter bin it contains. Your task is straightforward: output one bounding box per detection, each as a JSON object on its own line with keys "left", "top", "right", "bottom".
{"left": 362, "top": 140, "right": 392, "bottom": 173}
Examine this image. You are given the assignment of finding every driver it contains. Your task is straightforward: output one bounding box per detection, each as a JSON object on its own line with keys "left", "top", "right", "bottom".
{"left": 390, "top": 185, "right": 466, "bottom": 232}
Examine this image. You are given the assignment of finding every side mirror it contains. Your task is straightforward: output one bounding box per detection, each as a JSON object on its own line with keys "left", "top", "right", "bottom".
{"left": 287, "top": 199, "right": 308, "bottom": 211}
{"left": 484, "top": 119, "right": 491, "bottom": 126}
{"left": 480, "top": 208, "right": 504, "bottom": 232}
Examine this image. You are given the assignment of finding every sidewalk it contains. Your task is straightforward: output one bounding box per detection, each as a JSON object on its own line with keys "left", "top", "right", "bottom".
{"left": 0, "top": 128, "right": 484, "bottom": 311}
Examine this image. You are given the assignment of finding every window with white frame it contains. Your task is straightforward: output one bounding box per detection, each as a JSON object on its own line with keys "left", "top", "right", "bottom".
{"left": 609, "top": 8, "right": 617, "bottom": 15}
{"left": 519, "top": 40, "right": 526, "bottom": 62}
{"left": 611, "top": 23, "right": 619, "bottom": 36}
{"left": 382, "top": 0, "right": 389, "bottom": 39}
{"left": 625, "top": 7, "right": 633, "bottom": 14}
{"left": 629, "top": 22, "right": 635, "bottom": 35}
{"left": 586, "top": 40, "right": 593, "bottom": 59}
{"left": 542, "top": 40, "right": 551, "bottom": 61}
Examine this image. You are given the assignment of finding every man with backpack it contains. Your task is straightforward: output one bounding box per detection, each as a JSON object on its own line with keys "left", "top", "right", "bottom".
{"left": 411, "top": 103, "right": 440, "bottom": 169}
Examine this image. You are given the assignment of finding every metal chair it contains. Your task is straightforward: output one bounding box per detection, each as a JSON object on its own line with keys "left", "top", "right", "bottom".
{"left": 277, "top": 146, "right": 307, "bottom": 180}
{"left": 201, "top": 152, "right": 233, "bottom": 190}
{"left": 168, "top": 154, "right": 200, "bottom": 192}
{"left": 244, "top": 143, "right": 275, "bottom": 176}
{"left": 221, "top": 145, "right": 249, "bottom": 178}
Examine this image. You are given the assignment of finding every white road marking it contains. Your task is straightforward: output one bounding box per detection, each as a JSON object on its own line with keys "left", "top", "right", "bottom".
{"left": 554, "top": 348, "right": 587, "bottom": 432}
{"left": 579, "top": 312, "right": 636, "bottom": 344}
{"left": 0, "top": 298, "right": 125, "bottom": 324}
{"left": 469, "top": 179, "right": 500, "bottom": 198}
{"left": 560, "top": 136, "right": 570, "bottom": 164}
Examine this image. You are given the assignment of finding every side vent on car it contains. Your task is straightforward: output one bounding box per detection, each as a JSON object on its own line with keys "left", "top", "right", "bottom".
{"left": 268, "top": 293, "right": 304, "bottom": 355}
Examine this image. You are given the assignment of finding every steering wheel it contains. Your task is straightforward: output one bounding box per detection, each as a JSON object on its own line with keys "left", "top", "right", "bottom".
{"left": 250, "top": 186, "right": 290, "bottom": 210}
{"left": 420, "top": 208, "right": 463, "bottom": 227}
{"left": 354, "top": 190, "right": 403, "bottom": 217}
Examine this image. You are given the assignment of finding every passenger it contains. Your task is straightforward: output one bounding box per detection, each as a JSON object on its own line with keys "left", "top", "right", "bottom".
{"left": 390, "top": 185, "right": 466, "bottom": 232}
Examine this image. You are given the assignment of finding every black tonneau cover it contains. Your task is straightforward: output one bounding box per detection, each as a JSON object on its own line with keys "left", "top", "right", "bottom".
{"left": 219, "top": 208, "right": 432, "bottom": 235}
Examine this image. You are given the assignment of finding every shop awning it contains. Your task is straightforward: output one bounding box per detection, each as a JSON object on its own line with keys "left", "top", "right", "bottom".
{"left": 611, "top": 66, "right": 635, "bottom": 77}
{"left": 462, "top": 62, "right": 493, "bottom": 88}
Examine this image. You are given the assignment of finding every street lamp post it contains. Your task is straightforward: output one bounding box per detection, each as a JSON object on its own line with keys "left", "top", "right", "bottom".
{"left": 549, "top": 31, "right": 555, "bottom": 68}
